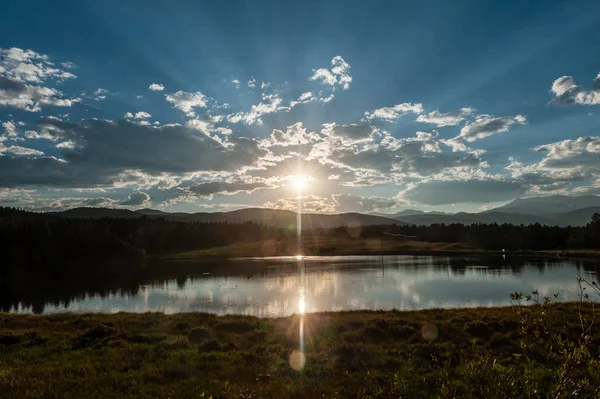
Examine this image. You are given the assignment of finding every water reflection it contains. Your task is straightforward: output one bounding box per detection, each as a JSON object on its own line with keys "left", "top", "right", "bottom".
{"left": 2, "top": 255, "right": 598, "bottom": 316}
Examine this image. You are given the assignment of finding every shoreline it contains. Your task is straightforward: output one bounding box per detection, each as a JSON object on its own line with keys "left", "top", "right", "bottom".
{"left": 153, "top": 239, "right": 600, "bottom": 261}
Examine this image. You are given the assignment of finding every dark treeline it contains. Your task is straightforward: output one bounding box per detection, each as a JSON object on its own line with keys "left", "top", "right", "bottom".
{"left": 2, "top": 207, "right": 600, "bottom": 270}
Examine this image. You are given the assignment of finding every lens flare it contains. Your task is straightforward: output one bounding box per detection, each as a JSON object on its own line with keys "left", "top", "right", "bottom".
{"left": 289, "top": 349, "right": 306, "bottom": 371}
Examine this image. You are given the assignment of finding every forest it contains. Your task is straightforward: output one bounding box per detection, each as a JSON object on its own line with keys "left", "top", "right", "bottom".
{"left": 1, "top": 207, "right": 599, "bottom": 271}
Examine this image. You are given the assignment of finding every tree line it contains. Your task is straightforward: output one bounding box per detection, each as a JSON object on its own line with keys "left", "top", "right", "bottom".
{"left": 1, "top": 207, "right": 599, "bottom": 271}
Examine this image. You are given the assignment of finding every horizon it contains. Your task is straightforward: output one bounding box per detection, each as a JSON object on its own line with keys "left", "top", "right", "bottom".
{"left": 2, "top": 1, "right": 600, "bottom": 214}
{"left": 29, "top": 192, "right": 600, "bottom": 217}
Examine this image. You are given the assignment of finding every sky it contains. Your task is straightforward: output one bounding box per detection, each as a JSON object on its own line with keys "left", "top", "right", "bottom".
{"left": 1, "top": 0, "right": 600, "bottom": 214}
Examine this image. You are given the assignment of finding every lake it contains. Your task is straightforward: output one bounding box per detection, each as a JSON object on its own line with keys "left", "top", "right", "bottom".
{"left": 4, "top": 255, "right": 599, "bottom": 316}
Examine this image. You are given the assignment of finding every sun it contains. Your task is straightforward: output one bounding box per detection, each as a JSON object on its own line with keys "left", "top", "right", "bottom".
{"left": 290, "top": 175, "right": 310, "bottom": 191}
{"left": 292, "top": 177, "right": 306, "bottom": 190}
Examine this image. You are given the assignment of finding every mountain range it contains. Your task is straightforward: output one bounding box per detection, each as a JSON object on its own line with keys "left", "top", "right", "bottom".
{"left": 49, "top": 195, "right": 600, "bottom": 228}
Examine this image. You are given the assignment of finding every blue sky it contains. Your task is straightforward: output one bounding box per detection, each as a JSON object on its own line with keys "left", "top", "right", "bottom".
{"left": 1, "top": 0, "right": 600, "bottom": 213}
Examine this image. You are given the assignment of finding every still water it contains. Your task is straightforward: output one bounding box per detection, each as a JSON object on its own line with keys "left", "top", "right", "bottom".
{"left": 6, "top": 255, "right": 599, "bottom": 316}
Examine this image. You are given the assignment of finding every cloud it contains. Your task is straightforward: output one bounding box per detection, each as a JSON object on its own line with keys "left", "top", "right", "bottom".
{"left": 93, "top": 88, "right": 109, "bottom": 100}
{"left": 333, "top": 193, "right": 398, "bottom": 213}
{"left": 267, "top": 122, "right": 320, "bottom": 147}
{"left": 550, "top": 73, "right": 600, "bottom": 105}
{"left": 0, "top": 47, "right": 76, "bottom": 83}
{"left": 125, "top": 111, "right": 152, "bottom": 119}
{"left": 458, "top": 114, "right": 526, "bottom": 142}
{"left": 504, "top": 136, "right": 600, "bottom": 194}
{"left": 165, "top": 91, "right": 208, "bottom": 116}
{"left": 289, "top": 91, "right": 316, "bottom": 107}
{"left": 416, "top": 108, "right": 474, "bottom": 127}
{"left": 120, "top": 191, "right": 151, "bottom": 206}
{"left": 328, "top": 131, "right": 483, "bottom": 177}
{"left": 400, "top": 178, "right": 528, "bottom": 205}
{"left": 247, "top": 78, "right": 256, "bottom": 88}
{"left": 0, "top": 118, "right": 266, "bottom": 189}
{"left": 189, "top": 181, "right": 271, "bottom": 198}
{"left": 0, "top": 48, "right": 79, "bottom": 112}
{"left": 0, "top": 76, "right": 80, "bottom": 112}
{"left": 263, "top": 195, "right": 337, "bottom": 213}
{"left": 310, "top": 56, "right": 352, "bottom": 90}
{"left": 227, "top": 93, "right": 284, "bottom": 125}
{"left": 363, "top": 103, "right": 423, "bottom": 122}
{"left": 149, "top": 83, "right": 165, "bottom": 91}
{"left": 232, "top": 79, "right": 240, "bottom": 89}
{"left": 321, "top": 123, "right": 376, "bottom": 143}
{"left": 0, "top": 143, "right": 44, "bottom": 156}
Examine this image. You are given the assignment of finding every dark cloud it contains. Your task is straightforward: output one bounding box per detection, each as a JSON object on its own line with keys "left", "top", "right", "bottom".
{"left": 323, "top": 123, "right": 375, "bottom": 143}
{"left": 0, "top": 118, "right": 266, "bottom": 188}
{"left": 120, "top": 191, "right": 151, "bottom": 206}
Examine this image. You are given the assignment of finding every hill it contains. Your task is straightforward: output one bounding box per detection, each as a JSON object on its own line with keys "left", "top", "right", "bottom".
{"left": 50, "top": 207, "right": 402, "bottom": 229}
{"left": 489, "top": 195, "right": 600, "bottom": 215}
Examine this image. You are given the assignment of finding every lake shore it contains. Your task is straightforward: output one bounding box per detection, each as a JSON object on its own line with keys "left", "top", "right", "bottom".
{"left": 156, "top": 237, "right": 600, "bottom": 260}
{"left": 2, "top": 303, "right": 599, "bottom": 398}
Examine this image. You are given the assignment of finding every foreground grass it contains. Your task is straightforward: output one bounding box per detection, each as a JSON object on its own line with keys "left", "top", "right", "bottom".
{"left": 1, "top": 304, "right": 599, "bottom": 398}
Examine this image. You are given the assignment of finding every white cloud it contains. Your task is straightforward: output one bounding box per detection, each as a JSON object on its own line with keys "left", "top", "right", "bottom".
{"left": 165, "top": 90, "right": 208, "bottom": 116}
{"left": 267, "top": 122, "right": 320, "bottom": 147}
{"left": 2, "top": 121, "right": 18, "bottom": 138}
{"left": 149, "top": 83, "right": 165, "bottom": 91}
{"left": 551, "top": 73, "right": 600, "bottom": 105}
{"left": 264, "top": 195, "right": 337, "bottom": 213}
{"left": 0, "top": 47, "right": 76, "bottom": 83}
{"left": 125, "top": 111, "right": 152, "bottom": 120}
{"left": 0, "top": 142, "right": 44, "bottom": 156}
{"left": 289, "top": 91, "right": 316, "bottom": 107}
{"left": 458, "top": 114, "right": 526, "bottom": 142}
{"left": 247, "top": 78, "right": 256, "bottom": 88}
{"left": 227, "top": 94, "right": 285, "bottom": 125}
{"left": 416, "top": 108, "right": 474, "bottom": 127}
{"left": 310, "top": 56, "right": 352, "bottom": 90}
{"left": 93, "top": 88, "right": 110, "bottom": 100}
{"left": 0, "top": 48, "right": 79, "bottom": 112}
{"left": 363, "top": 103, "right": 424, "bottom": 122}
{"left": 232, "top": 79, "right": 240, "bottom": 89}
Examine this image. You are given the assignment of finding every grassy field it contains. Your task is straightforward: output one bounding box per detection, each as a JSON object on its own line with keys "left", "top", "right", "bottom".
{"left": 2, "top": 303, "right": 599, "bottom": 398}
{"left": 165, "top": 236, "right": 488, "bottom": 259}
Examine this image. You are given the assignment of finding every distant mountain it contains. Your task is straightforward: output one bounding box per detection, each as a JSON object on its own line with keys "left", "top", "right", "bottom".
{"left": 395, "top": 207, "right": 600, "bottom": 227}
{"left": 489, "top": 195, "right": 600, "bottom": 215}
{"left": 373, "top": 209, "right": 452, "bottom": 218}
{"left": 50, "top": 207, "right": 140, "bottom": 219}
{"left": 48, "top": 200, "right": 600, "bottom": 228}
{"left": 51, "top": 207, "right": 402, "bottom": 229}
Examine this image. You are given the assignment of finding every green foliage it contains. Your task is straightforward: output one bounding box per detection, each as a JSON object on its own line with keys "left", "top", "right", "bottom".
{"left": 1, "top": 299, "right": 599, "bottom": 398}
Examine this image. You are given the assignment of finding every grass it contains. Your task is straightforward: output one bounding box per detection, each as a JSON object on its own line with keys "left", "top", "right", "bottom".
{"left": 166, "top": 236, "right": 487, "bottom": 259}
{"left": 1, "top": 303, "right": 599, "bottom": 398}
